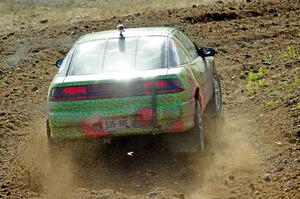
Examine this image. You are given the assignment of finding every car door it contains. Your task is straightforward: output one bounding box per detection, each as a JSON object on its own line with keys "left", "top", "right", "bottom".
{"left": 174, "top": 30, "right": 213, "bottom": 106}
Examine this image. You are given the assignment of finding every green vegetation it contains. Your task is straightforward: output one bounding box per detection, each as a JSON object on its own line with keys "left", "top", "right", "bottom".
{"left": 248, "top": 66, "right": 269, "bottom": 81}
{"left": 264, "top": 100, "right": 280, "bottom": 109}
{"left": 262, "top": 53, "right": 272, "bottom": 65}
{"left": 297, "top": 102, "right": 300, "bottom": 110}
{"left": 247, "top": 42, "right": 299, "bottom": 111}
{"left": 282, "top": 46, "right": 300, "bottom": 60}
{"left": 247, "top": 66, "right": 269, "bottom": 95}
{"left": 277, "top": 77, "right": 300, "bottom": 93}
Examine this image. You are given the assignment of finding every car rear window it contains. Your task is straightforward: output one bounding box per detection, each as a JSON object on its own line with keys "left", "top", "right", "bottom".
{"left": 69, "top": 36, "right": 167, "bottom": 75}
{"left": 70, "top": 40, "right": 106, "bottom": 75}
{"left": 103, "top": 38, "right": 137, "bottom": 73}
{"left": 136, "top": 36, "right": 167, "bottom": 70}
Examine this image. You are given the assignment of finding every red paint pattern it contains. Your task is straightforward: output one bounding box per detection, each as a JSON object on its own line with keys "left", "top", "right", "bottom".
{"left": 136, "top": 108, "right": 153, "bottom": 127}
{"left": 166, "top": 119, "right": 184, "bottom": 133}
{"left": 80, "top": 119, "right": 110, "bottom": 137}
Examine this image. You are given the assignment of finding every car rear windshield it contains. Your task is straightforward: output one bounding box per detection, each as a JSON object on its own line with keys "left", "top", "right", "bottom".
{"left": 69, "top": 36, "right": 167, "bottom": 75}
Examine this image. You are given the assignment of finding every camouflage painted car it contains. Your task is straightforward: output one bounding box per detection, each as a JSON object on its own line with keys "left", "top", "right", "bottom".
{"left": 47, "top": 26, "right": 222, "bottom": 152}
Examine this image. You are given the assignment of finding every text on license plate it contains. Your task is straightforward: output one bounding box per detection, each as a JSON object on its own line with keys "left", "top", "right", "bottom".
{"left": 104, "top": 119, "right": 131, "bottom": 131}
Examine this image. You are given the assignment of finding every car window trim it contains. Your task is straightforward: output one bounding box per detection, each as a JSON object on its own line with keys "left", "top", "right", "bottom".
{"left": 57, "top": 47, "right": 74, "bottom": 77}
{"left": 64, "top": 47, "right": 76, "bottom": 76}
{"left": 100, "top": 39, "right": 109, "bottom": 73}
{"left": 66, "top": 42, "right": 80, "bottom": 76}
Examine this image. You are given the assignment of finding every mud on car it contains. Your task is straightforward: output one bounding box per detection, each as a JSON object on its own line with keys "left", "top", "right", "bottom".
{"left": 47, "top": 25, "right": 222, "bottom": 152}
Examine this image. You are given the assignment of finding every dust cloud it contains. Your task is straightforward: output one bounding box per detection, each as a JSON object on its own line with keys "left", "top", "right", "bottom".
{"left": 19, "top": 106, "right": 262, "bottom": 199}
{"left": 20, "top": 119, "right": 76, "bottom": 198}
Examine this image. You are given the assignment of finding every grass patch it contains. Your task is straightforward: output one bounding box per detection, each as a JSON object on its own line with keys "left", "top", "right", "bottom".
{"left": 277, "top": 77, "right": 300, "bottom": 93}
{"left": 282, "top": 46, "right": 300, "bottom": 60}
{"left": 247, "top": 66, "right": 269, "bottom": 95}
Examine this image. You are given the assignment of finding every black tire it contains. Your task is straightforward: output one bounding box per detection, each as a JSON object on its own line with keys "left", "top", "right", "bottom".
{"left": 165, "top": 100, "right": 204, "bottom": 153}
{"left": 46, "top": 118, "right": 58, "bottom": 152}
{"left": 207, "top": 74, "right": 222, "bottom": 117}
{"left": 46, "top": 119, "right": 62, "bottom": 151}
{"left": 46, "top": 118, "right": 51, "bottom": 139}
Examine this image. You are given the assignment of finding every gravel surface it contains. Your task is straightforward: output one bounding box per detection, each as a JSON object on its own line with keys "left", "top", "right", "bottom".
{"left": 0, "top": 0, "right": 299, "bottom": 198}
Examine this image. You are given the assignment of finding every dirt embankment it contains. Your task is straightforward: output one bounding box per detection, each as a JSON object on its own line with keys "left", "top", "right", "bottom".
{"left": 0, "top": 0, "right": 299, "bottom": 198}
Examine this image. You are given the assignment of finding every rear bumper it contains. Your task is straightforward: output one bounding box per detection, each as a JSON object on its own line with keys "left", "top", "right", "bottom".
{"left": 48, "top": 95, "right": 196, "bottom": 139}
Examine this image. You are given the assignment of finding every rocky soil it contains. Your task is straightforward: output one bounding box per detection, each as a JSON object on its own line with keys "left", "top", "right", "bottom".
{"left": 0, "top": 0, "right": 299, "bottom": 198}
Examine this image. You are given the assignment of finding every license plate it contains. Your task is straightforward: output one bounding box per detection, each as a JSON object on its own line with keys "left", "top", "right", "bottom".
{"left": 103, "top": 119, "right": 131, "bottom": 131}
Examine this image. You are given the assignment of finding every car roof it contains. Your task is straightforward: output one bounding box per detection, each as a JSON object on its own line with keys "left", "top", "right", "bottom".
{"left": 78, "top": 27, "right": 176, "bottom": 43}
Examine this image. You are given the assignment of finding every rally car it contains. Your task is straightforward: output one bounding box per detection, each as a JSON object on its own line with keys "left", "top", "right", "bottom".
{"left": 47, "top": 25, "right": 222, "bottom": 152}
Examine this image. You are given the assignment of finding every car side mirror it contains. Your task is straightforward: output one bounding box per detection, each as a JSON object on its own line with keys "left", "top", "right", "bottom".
{"left": 198, "top": 47, "right": 215, "bottom": 57}
{"left": 55, "top": 59, "right": 63, "bottom": 68}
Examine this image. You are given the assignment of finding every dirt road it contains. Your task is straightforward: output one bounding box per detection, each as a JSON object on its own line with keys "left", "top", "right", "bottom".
{"left": 0, "top": 0, "right": 299, "bottom": 198}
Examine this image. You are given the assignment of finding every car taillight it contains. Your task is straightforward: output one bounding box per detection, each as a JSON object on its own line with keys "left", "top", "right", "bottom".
{"left": 143, "top": 78, "right": 184, "bottom": 95}
{"left": 63, "top": 86, "right": 87, "bottom": 95}
{"left": 50, "top": 78, "right": 184, "bottom": 102}
{"left": 50, "top": 86, "right": 89, "bottom": 101}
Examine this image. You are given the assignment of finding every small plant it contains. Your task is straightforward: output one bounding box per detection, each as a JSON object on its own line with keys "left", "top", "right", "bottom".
{"left": 246, "top": 66, "right": 269, "bottom": 95}
{"left": 258, "top": 78, "right": 266, "bottom": 87}
{"left": 290, "top": 76, "right": 300, "bottom": 92}
{"left": 282, "top": 46, "right": 300, "bottom": 60}
{"left": 248, "top": 71, "right": 259, "bottom": 81}
{"left": 258, "top": 65, "right": 269, "bottom": 75}
{"left": 262, "top": 53, "right": 272, "bottom": 65}
{"left": 246, "top": 81, "right": 258, "bottom": 95}
{"left": 248, "top": 66, "right": 268, "bottom": 81}
{"left": 278, "top": 77, "right": 300, "bottom": 93}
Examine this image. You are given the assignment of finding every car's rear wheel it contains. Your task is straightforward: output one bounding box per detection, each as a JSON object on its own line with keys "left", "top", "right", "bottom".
{"left": 46, "top": 118, "right": 51, "bottom": 139}
{"left": 207, "top": 74, "right": 222, "bottom": 117}
{"left": 165, "top": 100, "right": 204, "bottom": 153}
